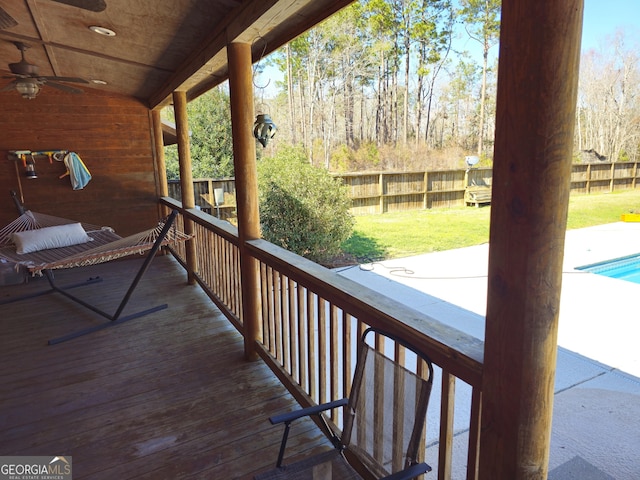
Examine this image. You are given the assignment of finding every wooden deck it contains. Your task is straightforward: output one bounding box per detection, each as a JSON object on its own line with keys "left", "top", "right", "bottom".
{"left": 0, "top": 254, "right": 331, "bottom": 479}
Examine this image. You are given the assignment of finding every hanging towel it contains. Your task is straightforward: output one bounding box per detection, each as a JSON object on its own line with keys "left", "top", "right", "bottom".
{"left": 63, "top": 152, "right": 92, "bottom": 190}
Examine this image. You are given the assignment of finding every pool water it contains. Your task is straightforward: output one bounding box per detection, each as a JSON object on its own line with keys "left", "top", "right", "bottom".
{"left": 577, "top": 254, "right": 640, "bottom": 285}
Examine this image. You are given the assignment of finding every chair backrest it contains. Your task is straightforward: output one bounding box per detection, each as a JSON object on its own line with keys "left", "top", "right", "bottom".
{"left": 341, "top": 327, "right": 434, "bottom": 478}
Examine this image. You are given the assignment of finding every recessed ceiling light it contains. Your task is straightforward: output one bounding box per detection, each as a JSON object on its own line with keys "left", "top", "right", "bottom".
{"left": 89, "top": 25, "right": 116, "bottom": 37}
{"left": 90, "top": 79, "right": 108, "bottom": 85}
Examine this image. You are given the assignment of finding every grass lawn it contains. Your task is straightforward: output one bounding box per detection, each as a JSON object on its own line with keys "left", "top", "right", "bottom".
{"left": 342, "top": 189, "right": 640, "bottom": 261}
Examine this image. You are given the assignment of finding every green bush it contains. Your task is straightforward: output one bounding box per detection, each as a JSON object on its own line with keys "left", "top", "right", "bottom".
{"left": 258, "top": 146, "right": 354, "bottom": 264}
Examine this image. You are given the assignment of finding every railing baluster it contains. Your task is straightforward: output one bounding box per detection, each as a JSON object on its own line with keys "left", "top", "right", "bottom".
{"left": 307, "top": 289, "right": 317, "bottom": 403}
{"left": 280, "top": 272, "right": 290, "bottom": 372}
{"left": 466, "top": 388, "right": 482, "bottom": 480}
{"left": 329, "top": 303, "right": 339, "bottom": 423}
{"left": 317, "top": 297, "right": 327, "bottom": 406}
{"left": 259, "top": 263, "right": 270, "bottom": 352}
{"left": 416, "top": 357, "right": 429, "bottom": 468}
{"left": 298, "top": 284, "right": 307, "bottom": 391}
{"left": 373, "top": 331, "right": 384, "bottom": 462}
{"left": 393, "top": 342, "right": 406, "bottom": 472}
{"left": 343, "top": 312, "right": 353, "bottom": 398}
{"left": 223, "top": 237, "right": 230, "bottom": 310}
{"left": 272, "top": 268, "right": 282, "bottom": 363}
{"left": 288, "top": 277, "right": 297, "bottom": 383}
{"left": 439, "top": 370, "right": 455, "bottom": 480}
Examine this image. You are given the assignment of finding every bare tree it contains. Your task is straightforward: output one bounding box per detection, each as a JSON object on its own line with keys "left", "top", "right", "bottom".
{"left": 577, "top": 30, "right": 640, "bottom": 162}
{"left": 459, "top": 0, "right": 500, "bottom": 157}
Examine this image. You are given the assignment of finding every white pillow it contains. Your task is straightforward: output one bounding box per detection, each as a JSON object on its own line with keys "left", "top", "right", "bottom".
{"left": 12, "top": 223, "right": 92, "bottom": 254}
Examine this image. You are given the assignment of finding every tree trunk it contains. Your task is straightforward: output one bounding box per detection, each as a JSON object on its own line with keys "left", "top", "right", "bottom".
{"left": 345, "top": 68, "right": 355, "bottom": 147}
{"left": 415, "top": 70, "right": 424, "bottom": 148}
{"left": 477, "top": 45, "right": 488, "bottom": 156}
{"left": 286, "top": 44, "right": 296, "bottom": 145}
{"left": 403, "top": 15, "right": 411, "bottom": 145}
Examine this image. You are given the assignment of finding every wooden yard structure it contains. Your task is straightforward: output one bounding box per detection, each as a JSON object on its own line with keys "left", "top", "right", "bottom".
{"left": 0, "top": 1, "right": 585, "bottom": 479}
{"left": 169, "top": 161, "right": 640, "bottom": 216}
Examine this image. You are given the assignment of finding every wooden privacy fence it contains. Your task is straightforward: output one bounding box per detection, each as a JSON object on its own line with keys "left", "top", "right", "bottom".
{"left": 169, "top": 161, "right": 639, "bottom": 216}
{"left": 168, "top": 178, "right": 237, "bottom": 221}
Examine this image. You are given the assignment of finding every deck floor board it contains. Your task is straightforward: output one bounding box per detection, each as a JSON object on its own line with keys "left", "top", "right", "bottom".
{"left": 0, "top": 254, "right": 330, "bottom": 479}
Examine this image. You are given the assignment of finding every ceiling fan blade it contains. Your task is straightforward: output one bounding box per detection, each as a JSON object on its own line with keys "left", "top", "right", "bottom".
{"left": 0, "top": 7, "right": 18, "bottom": 30}
{"left": 1, "top": 80, "right": 17, "bottom": 92}
{"left": 41, "top": 76, "right": 89, "bottom": 84}
{"left": 46, "top": 81, "right": 84, "bottom": 94}
{"left": 50, "top": 0, "right": 107, "bottom": 12}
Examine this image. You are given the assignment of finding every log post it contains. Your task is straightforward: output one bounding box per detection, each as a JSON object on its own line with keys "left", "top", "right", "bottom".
{"left": 151, "top": 109, "right": 169, "bottom": 216}
{"left": 479, "top": 2, "right": 584, "bottom": 479}
{"left": 227, "top": 41, "right": 262, "bottom": 361}
{"left": 173, "top": 90, "right": 198, "bottom": 285}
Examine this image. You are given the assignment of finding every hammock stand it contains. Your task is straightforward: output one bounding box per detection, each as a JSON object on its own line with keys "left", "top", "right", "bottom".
{"left": 0, "top": 208, "right": 189, "bottom": 345}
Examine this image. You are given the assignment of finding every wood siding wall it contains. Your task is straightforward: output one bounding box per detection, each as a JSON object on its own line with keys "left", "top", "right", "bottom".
{"left": 0, "top": 88, "right": 160, "bottom": 236}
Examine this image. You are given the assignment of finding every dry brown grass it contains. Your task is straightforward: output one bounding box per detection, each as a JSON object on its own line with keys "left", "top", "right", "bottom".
{"left": 328, "top": 143, "right": 474, "bottom": 173}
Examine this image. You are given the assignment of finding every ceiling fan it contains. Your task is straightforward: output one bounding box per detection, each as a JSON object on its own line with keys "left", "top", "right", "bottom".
{"left": 1, "top": 41, "right": 89, "bottom": 99}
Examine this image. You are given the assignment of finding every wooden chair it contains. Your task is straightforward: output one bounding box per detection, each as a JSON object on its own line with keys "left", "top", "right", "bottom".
{"left": 255, "top": 327, "right": 434, "bottom": 480}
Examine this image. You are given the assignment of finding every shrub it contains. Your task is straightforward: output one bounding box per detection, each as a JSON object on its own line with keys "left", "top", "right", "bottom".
{"left": 258, "top": 146, "right": 354, "bottom": 264}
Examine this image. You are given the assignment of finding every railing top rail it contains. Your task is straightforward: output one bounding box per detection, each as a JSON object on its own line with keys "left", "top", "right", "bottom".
{"left": 246, "top": 238, "right": 484, "bottom": 387}
{"left": 160, "top": 196, "right": 182, "bottom": 211}
{"left": 160, "top": 196, "right": 240, "bottom": 244}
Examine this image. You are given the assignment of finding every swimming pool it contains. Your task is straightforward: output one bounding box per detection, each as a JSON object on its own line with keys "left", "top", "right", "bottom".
{"left": 577, "top": 254, "right": 640, "bottom": 285}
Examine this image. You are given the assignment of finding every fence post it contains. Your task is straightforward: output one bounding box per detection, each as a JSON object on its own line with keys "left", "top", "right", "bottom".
{"left": 378, "top": 173, "right": 384, "bottom": 214}
{"left": 610, "top": 162, "right": 616, "bottom": 192}
{"left": 423, "top": 171, "right": 428, "bottom": 210}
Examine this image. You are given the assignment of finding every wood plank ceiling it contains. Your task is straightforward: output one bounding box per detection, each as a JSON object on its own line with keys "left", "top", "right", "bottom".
{"left": 0, "top": 0, "right": 354, "bottom": 108}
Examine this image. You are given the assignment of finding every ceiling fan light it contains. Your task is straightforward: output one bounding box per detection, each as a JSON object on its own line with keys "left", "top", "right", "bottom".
{"left": 16, "top": 79, "right": 40, "bottom": 99}
{"left": 89, "top": 25, "right": 116, "bottom": 36}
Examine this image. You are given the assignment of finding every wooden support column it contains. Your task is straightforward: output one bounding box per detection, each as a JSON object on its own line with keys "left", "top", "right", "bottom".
{"left": 151, "top": 109, "right": 169, "bottom": 216}
{"left": 479, "top": 2, "right": 584, "bottom": 479}
{"left": 228, "top": 41, "right": 262, "bottom": 361}
{"left": 173, "top": 90, "right": 198, "bottom": 285}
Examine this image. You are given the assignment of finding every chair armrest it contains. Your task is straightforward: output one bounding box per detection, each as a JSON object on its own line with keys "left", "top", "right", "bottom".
{"left": 380, "top": 462, "right": 432, "bottom": 480}
{"left": 269, "top": 398, "right": 349, "bottom": 469}
{"left": 269, "top": 398, "right": 349, "bottom": 425}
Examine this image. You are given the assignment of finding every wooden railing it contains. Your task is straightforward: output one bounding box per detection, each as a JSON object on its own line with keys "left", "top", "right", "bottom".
{"left": 162, "top": 197, "right": 243, "bottom": 330}
{"left": 168, "top": 161, "right": 639, "bottom": 217}
{"left": 160, "top": 196, "right": 484, "bottom": 480}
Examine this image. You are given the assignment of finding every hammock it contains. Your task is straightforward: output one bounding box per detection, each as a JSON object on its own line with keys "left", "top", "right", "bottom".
{"left": 0, "top": 210, "right": 190, "bottom": 274}
{"left": 0, "top": 209, "right": 191, "bottom": 344}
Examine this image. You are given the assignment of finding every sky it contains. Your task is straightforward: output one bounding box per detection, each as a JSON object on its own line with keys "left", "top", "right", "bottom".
{"left": 454, "top": 0, "right": 640, "bottom": 63}
{"left": 581, "top": 0, "right": 640, "bottom": 51}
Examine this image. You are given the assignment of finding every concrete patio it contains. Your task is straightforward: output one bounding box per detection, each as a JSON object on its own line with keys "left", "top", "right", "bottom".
{"left": 337, "top": 221, "right": 640, "bottom": 479}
